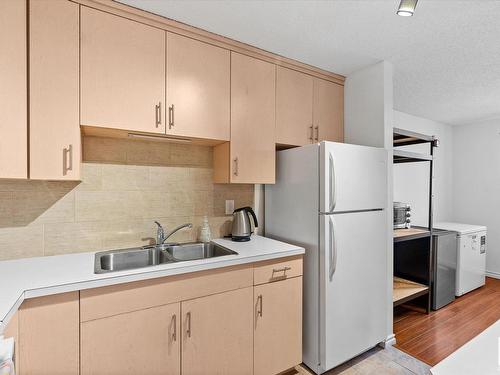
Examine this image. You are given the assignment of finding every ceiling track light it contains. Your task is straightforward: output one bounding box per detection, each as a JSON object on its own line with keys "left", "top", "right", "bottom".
{"left": 397, "top": 0, "right": 418, "bottom": 17}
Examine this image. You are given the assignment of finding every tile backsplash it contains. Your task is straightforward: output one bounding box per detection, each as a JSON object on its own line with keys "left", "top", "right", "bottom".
{"left": 0, "top": 136, "right": 254, "bottom": 261}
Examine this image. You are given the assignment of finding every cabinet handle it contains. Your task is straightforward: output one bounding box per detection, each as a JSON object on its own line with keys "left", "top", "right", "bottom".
{"left": 309, "top": 125, "right": 314, "bottom": 142}
{"left": 63, "top": 144, "right": 73, "bottom": 176}
{"left": 186, "top": 311, "right": 191, "bottom": 338}
{"left": 272, "top": 266, "right": 291, "bottom": 276}
{"left": 314, "top": 126, "right": 319, "bottom": 142}
{"left": 257, "top": 295, "right": 263, "bottom": 317}
{"left": 155, "top": 102, "right": 162, "bottom": 127}
{"left": 168, "top": 104, "right": 175, "bottom": 129}
{"left": 233, "top": 157, "right": 239, "bottom": 176}
{"left": 172, "top": 314, "right": 177, "bottom": 342}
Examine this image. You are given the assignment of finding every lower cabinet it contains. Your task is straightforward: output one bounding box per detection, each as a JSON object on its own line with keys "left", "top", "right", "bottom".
{"left": 254, "top": 277, "right": 303, "bottom": 375}
{"left": 182, "top": 287, "right": 254, "bottom": 374}
{"left": 6, "top": 257, "right": 303, "bottom": 375}
{"left": 81, "top": 303, "right": 180, "bottom": 375}
{"left": 18, "top": 292, "right": 80, "bottom": 375}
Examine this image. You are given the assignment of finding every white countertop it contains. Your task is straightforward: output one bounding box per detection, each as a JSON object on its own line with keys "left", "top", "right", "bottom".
{"left": 430, "top": 319, "right": 500, "bottom": 375}
{"left": 0, "top": 235, "right": 304, "bottom": 333}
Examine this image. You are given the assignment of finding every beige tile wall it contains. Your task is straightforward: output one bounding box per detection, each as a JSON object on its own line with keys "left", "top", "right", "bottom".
{"left": 0, "top": 136, "right": 254, "bottom": 260}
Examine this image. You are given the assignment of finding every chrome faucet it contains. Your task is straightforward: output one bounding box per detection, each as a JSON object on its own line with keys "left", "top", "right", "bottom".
{"left": 154, "top": 221, "right": 193, "bottom": 245}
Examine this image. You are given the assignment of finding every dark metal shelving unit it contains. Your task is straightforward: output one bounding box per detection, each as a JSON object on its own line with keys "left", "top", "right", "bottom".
{"left": 393, "top": 128, "right": 439, "bottom": 313}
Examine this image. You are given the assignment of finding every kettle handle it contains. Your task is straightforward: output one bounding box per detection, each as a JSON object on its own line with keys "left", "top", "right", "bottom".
{"left": 243, "top": 207, "right": 259, "bottom": 230}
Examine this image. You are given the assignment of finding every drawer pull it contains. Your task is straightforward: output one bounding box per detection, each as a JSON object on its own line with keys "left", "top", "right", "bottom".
{"left": 271, "top": 266, "right": 292, "bottom": 280}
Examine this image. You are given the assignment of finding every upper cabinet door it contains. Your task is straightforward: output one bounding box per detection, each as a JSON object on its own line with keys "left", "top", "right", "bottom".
{"left": 313, "top": 78, "right": 344, "bottom": 143}
{"left": 80, "top": 7, "right": 166, "bottom": 134}
{"left": 0, "top": 0, "right": 27, "bottom": 179}
{"left": 166, "top": 33, "right": 230, "bottom": 141}
{"left": 230, "top": 52, "right": 276, "bottom": 184}
{"left": 29, "top": 0, "right": 80, "bottom": 180}
{"left": 276, "top": 66, "right": 314, "bottom": 147}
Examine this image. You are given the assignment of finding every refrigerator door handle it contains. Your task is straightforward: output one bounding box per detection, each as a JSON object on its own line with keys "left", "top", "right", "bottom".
{"left": 329, "top": 216, "right": 337, "bottom": 281}
{"left": 329, "top": 152, "right": 336, "bottom": 212}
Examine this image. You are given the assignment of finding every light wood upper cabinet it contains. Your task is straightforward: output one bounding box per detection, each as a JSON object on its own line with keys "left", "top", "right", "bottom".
{"left": 19, "top": 292, "right": 79, "bottom": 375}
{"left": 0, "top": 0, "right": 27, "bottom": 179}
{"left": 313, "top": 78, "right": 344, "bottom": 143}
{"left": 80, "top": 7, "right": 166, "bottom": 134}
{"left": 182, "top": 287, "right": 254, "bottom": 374}
{"left": 166, "top": 33, "right": 230, "bottom": 141}
{"left": 29, "top": 0, "right": 80, "bottom": 180}
{"left": 276, "top": 66, "right": 314, "bottom": 147}
{"left": 214, "top": 52, "right": 275, "bottom": 184}
{"left": 254, "top": 277, "right": 303, "bottom": 375}
{"left": 81, "top": 303, "right": 180, "bottom": 375}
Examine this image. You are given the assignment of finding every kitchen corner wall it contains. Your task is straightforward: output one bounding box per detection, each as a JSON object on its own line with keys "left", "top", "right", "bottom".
{"left": 0, "top": 136, "right": 254, "bottom": 261}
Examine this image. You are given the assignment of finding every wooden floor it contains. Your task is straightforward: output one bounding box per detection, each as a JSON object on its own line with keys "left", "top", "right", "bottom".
{"left": 394, "top": 277, "right": 500, "bottom": 366}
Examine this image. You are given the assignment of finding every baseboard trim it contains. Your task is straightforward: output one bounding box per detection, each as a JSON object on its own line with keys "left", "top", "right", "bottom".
{"left": 379, "top": 334, "right": 396, "bottom": 348}
{"left": 486, "top": 270, "right": 500, "bottom": 279}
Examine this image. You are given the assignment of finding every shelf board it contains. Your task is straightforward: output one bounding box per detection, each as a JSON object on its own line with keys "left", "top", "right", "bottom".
{"left": 393, "top": 127, "right": 435, "bottom": 147}
{"left": 394, "top": 228, "right": 431, "bottom": 242}
{"left": 393, "top": 277, "right": 429, "bottom": 306}
{"left": 393, "top": 149, "right": 433, "bottom": 163}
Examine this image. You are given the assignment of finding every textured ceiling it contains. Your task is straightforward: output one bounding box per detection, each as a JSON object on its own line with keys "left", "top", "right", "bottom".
{"left": 119, "top": 0, "right": 500, "bottom": 125}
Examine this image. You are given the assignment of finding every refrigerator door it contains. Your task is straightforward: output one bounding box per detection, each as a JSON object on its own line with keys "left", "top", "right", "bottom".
{"left": 320, "top": 141, "right": 387, "bottom": 214}
{"left": 319, "top": 210, "right": 387, "bottom": 373}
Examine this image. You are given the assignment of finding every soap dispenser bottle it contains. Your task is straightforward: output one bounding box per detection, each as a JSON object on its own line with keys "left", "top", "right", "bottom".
{"left": 199, "top": 215, "right": 212, "bottom": 243}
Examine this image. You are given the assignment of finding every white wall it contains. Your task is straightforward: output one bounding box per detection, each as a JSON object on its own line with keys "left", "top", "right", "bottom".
{"left": 345, "top": 62, "right": 392, "bottom": 148}
{"left": 393, "top": 111, "right": 454, "bottom": 226}
{"left": 345, "top": 61, "right": 394, "bottom": 343}
{"left": 452, "top": 119, "right": 500, "bottom": 277}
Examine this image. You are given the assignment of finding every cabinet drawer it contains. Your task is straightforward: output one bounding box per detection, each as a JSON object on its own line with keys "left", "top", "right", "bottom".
{"left": 80, "top": 264, "right": 253, "bottom": 321}
{"left": 254, "top": 256, "right": 303, "bottom": 285}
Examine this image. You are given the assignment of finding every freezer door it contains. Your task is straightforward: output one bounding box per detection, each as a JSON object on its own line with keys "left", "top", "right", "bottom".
{"left": 320, "top": 142, "right": 387, "bottom": 213}
{"left": 319, "top": 211, "right": 387, "bottom": 372}
{"left": 456, "top": 232, "right": 486, "bottom": 296}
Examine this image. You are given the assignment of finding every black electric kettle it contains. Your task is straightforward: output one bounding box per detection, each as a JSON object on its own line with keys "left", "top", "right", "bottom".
{"left": 231, "top": 206, "right": 258, "bottom": 242}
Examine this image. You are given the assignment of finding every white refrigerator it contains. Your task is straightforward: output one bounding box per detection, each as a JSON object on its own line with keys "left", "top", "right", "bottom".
{"left": 265, "top": 141, "right": 388, "bottom": 374}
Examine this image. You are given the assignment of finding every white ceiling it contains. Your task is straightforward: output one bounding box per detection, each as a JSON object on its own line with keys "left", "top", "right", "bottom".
{"left": 119, "top": 0, "right": 500, "bottom": 126}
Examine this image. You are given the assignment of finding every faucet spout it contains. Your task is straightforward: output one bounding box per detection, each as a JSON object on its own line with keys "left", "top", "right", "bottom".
{"left": 159, "top": 223, "right": 193, "bottom": 245}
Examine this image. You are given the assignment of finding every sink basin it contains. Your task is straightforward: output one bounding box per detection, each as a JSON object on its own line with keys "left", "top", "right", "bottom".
{"left": 94, "top": 242, "right": 237, "bottom": 274}
{"left": 166, "top": 242, "right": 237, "bottom": 261}
{"left": 95, "top": 247, "right": 174, "bottom": 274}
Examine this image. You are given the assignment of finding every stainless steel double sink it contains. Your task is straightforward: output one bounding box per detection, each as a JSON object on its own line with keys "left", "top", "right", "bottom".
{"left": 94, "top": 242, "right": 237, "bottom": 274}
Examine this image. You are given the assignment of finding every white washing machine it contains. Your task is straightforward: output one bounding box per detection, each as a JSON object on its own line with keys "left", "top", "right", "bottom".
{"left": 434, "top": 222, "right": 487, "bottom": 296}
